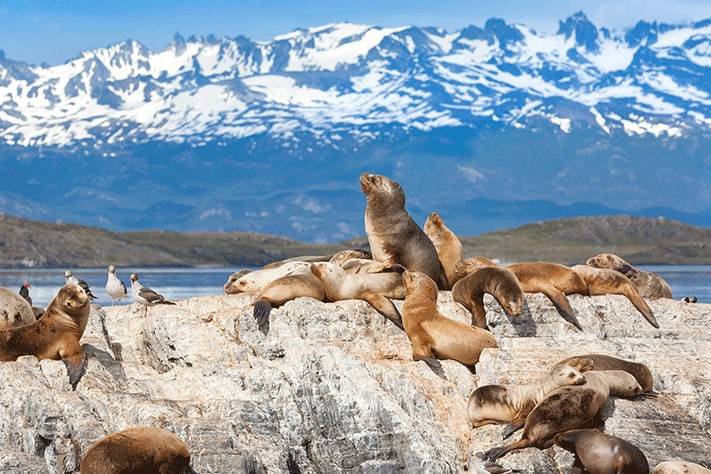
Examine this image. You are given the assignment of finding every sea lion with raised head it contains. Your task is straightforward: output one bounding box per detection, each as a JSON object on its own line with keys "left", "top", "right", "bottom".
{"left": 553, "top": 353, "right": 654, "bottom": 393}
{"left": 482, "top": 370, "right": 644, "bottom": 462}
{"left": 80, "top": 427, "right": 195, "bottom": 474}
{"left": 451, "top": 267, "right": 525, "bottom": 329}
{"left": 653, "top": 462, "right": 711, "bottom": 474}
{"left": 424, "top": 212, "right": 463, "bottom": 286}
{"left": 0, "top": 286, "right": 37, "bottom": 329}
{"left": 252, "top": 268, "right": 325, "bottom": 335}
{"left": 571, "top": 265, "right": 659, "bottom": 328}
{"left": 224, "top": 262, "right": 310, "bottom": 295}
{"left": 586, "top": 253, "right": 673, "bottom": 299}
{"left": 468, "top": 363, "right": 588, "bottom": 433}
{"left": 555, "top": 430, "right": 650, "bottom": 474}
{"left": 401, "top": 271, "right": 497, "bottom": 370}
{"left": 310, "top": 261, "right": 404, "bottom": 329}
{"left": 360, "top": 173, "right": 449, "bottom": 289}
{"left": 0, "top": 284, "right": 90, "bottom": 388}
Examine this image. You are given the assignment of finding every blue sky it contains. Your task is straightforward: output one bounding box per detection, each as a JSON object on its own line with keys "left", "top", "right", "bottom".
{"left": 1, "top": 0, "right": 709, "bottom": 64}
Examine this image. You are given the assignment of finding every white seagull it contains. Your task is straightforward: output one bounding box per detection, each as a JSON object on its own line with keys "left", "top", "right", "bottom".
{"left": 130, "top": 273, "right": 175, "bottom": 315}
{"left": 105, "top": 265, "right": 128, "bottom": 305}
{"left": 64, "top": 270, "right": 97, "bottom": 300}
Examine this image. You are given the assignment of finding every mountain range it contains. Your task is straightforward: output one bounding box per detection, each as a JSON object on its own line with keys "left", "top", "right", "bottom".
{"left": 1, "top": 12, "right": 709, "bottom": 241}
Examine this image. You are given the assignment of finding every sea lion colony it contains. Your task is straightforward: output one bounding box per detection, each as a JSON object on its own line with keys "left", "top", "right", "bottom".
{"left": 0, "top": 173, "right": 702, "bottom": 473}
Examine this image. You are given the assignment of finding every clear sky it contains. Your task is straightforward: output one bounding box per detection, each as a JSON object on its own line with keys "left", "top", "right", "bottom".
{"left": 1, "top": 0, "right": 709, "bottom": 65}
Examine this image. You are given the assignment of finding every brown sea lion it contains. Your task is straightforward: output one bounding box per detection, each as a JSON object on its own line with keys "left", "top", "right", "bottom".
{"left": 0, "top": 286, "right": 36, "bottom": 329}
{"left": 360, "top": 173, "right": 449, "bottom": 289}
{"left": 586, "top": 253, "right": 673, "bottom": 299}
{"left": 554, "top": 429, "right": 650, "bottom": 474}
{"left": 451, "top": 256, "right": 498, "bottom": 285}
{"left": 482, "top": 370, "right": 644, "bottom": 462}
{"left": 80, "top": 427, "right": 194, "bottom": 474}
{"left": 505, "top": 262, "right": 588, "bottom": 330}
{"left": 310, "top": 262, "right": 404, "bottom": 329}
{"left": 424, "top": 212, "right": 463, "bottom": 286}
{"left": 225, "top": 262, "right": 310, "bottom": 295}
{"left": 0, "top": 284, "right": 90, "bottom": 388}
{"left": 571, "top": 265, "right": 659, "bottom": 328}
{"left": 252, "top": 269, "right": 325, "bottom": 335}
{"left": 451, "top": 267, "right": 525, "bottom": 329}
{"left": 329, "top": 249, "right": 373, "bottom": 265}
{"left": 652, "top": 462, "right": 711, "bottom": 474}
{"left": 401, "top": 271, "right": 497, "bottom": 371}
{"left": 554, "top": 353, "right": 654, "bottom": 393}
{"left": 468, "top": 363, "right": 588, "bottom": 433}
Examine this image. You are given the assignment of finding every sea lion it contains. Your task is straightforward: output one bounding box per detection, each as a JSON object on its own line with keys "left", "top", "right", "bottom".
{"left": 401, "top": 270, "right": 497, "bottom": 370}
{"left": 262, "top": 249, "right": 372, "bottom": 270}
{"left": 80, "top": 427, "right": 194, "bottom": 474}
{"left": 652, "top": 462, "right": 711, "bottom": 474}
{"left": 424, "top": 212, "right": 463, "bottom": 286}
{"left": 553, "top": 353, "right": 654, "bottom": 393}
{"left": 482, "top": 370, "right": 644, "bottom": 462}
{"left": 451, "top": 267, "right": 525, "bottom": 329}
{"left": 468, "top": 363, "right": 588, "bottom": 433}
{"left": 586, "top": 253, "right": 673, "bottom": 299}
{"left": 225, "top": 262, "right": 309, "bottom": 295}
{"left": 554, "top": 429, "right": 650, "bottom": 474}
{"left": 451, "top": 256, "right": 498, "bottom": 285}
{"left": 329, "top": 249, "right": 373, "bottom": 265}
{"left": 0, "top": 284, "right": 90, "bottom": 388}
{"left": 310, "top": 262, "right": 404, "bottom": 329}
{"left": 252, "top": 268, "right": 325, "bottom": 335}
{"left": 360, "top": 173, "right": 449, "bottom": 289}
{"left": 571, "top": 265, "right": 659, "bottom": 328}
{"left": 0, "top": 286, "right": 36, "bottom": 329}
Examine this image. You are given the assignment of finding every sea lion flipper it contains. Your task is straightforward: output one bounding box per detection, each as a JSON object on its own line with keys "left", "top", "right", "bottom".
{"left": 361, "top": 292, "right": 404, "bottom": 330}
{"left": 382, "top": 264, "right": 407, "bottom": 274}
{"left": 622, "top": 287, "right": 659, "bottom": 328}
{"left": 501, "top": 421, "right": 524, "bottom": 439}
{"left": 253, "top": 298, "right": 272, "bottom": 335}
{"left": 62, "top": 351, "right": 87, "bottom": 390}
{"left": 535, "top": 282, "right": 583, "bottom": 330}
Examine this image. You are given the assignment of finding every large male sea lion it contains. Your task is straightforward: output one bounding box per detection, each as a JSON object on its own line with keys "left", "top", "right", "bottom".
{"left": 0, "top": 284, "right": 90, "bottom": 388}
{"left": 468, "top": 363, "right": 588, "bottom": 433}
{"left": 586, "top": 253, "right": 673, "bottom": 299}
{"left": 451, "top": 267, "right": 524, "bottom": 329}
{"left": 80, "top": 427, "right": 194, "bottom": 474}
{"left": 554, "top": 429, "right": 650, "bottom": 474}
{"left": 482, "top": 370, "right": 644, "bottom": 462}
{"left": 401, "top": 271, "right": 497, "bottom": 371}
{"left": 0, "top": 286, "right": 36, "bottom": 329}
{"left": 571, "top": 265, "right": 659, "bottom": 328}
{"left": 424, "top": 212, "right": 463, "bottom": 286}
{"left": 310, "top": 262, "right": 404, "bottom": 329}
{"left": 554, "top": 353, "right": 654, "bottom": 393}
{"left": 360, "top": 173, "right": 448, "bottom": 289}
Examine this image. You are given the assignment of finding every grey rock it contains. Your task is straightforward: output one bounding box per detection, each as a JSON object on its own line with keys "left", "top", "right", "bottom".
{"left": 0, "top": 293, "right": 708, "bottom": 473}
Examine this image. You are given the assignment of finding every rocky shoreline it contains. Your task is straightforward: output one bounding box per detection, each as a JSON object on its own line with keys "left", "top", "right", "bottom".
{"left": 0, "top": 293, "right": 708, "bottom": 473}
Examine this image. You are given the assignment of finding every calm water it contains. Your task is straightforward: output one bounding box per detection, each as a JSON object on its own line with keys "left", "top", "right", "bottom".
{"left": 0, "top": 265, "right": 709, "bottom": 307}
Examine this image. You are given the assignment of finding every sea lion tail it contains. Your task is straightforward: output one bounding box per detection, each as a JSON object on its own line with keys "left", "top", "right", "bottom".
{"left": 623, "top": 287, "right": 659, "bottom": 328}
{"left": 536, "top": 282, "right": 583, "bottom": 331}
{"left": 253, "top": 298, "right": 272, "bottom": 335}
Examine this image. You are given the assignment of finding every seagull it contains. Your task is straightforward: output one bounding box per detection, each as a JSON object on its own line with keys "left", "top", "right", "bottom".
{"left": 130, "top": 273, "right": 175, "bottom": 315}
{"left": 19, "top": 281, "right": 32, "bottom": 305}
{"left": 64, "top": 270, "right": 97, "bottom": 300}
{"left": 105, "top": 265, "right": 128, "bottom": 305}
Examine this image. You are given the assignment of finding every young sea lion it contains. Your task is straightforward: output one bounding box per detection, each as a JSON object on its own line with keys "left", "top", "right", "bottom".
{"left": 468, "top": 363, "right": 588, "bottom": 432}
{"left": 310, "top": 262, "right": 404, "bottom": 329}
{"left": 424, "top": 212, "right": 463, "bottom": 287}
{"left": 0, "top": 284, "right": 90, "bottom": 388}
{"left": 451, "top": 267, "right": 525, "bottom": 329}
{"left": 252, "top": 268, "right": 325, "bottom": 335}
{"left": 554, "top": 429, "right": 650, "bottom": 474}
{"left": 553, "top": 353, "right": 654, "bottom": 393}
{"left": 451, "top": 256, "right": 498, "bottom": 285}
{"left": 571, "top": 265, "right": 659, "bottom": 328}
{"left": 225, "top": 262, "right": 309, "bottom": 295}
{"left": 0, "top": 286, "right": 37, "bottom": 329}
{"left": 80, "top": 427, "right": 194, "bottom": 474}
{"left": 586, "top": 253, "right": 673, "bottom": 299}
{"left": 360, "top": 173, "right": 449, "bottom": 289}
{"left": 401, "top": 271, "right": 497, "bottom": 370}
{"left": 652, "top": 462, "right": 711, "bottom": 474}
{"left": 482, "top": 370, "right": 644, "bottom": 462}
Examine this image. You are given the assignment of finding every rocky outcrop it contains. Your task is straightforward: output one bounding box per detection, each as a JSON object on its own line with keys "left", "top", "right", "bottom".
{"left": 0, "top": 292, "right": 708, "bottom": 473}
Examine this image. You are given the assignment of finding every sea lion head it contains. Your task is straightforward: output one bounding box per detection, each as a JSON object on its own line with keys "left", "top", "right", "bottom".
{"left": 424, "top": 212, "right": 444, "bottom": 235}
{"left": 553, "top": 430, "right": 580, "bottom": 452}
{"left": 223, "top": 269, "right": 253, "bottom": 294}
{"left": 586, "top": 253, "right": 635, "bottom": 276}
{"left": 359, "top": 173, "right": 405, "bottom": 206}
{"left": 58, "top": 284, "right": 90, "bottom": 315}
{"left": 309, "top": 262, "right": 343, "bottom": 281}
{"left": 330, "top": 249, "right": 372, "bottom": 265}
{"left": 488, "top": 268, "right": 525, "bottom": 317}
{"left": 403, "top": 270, "right": 438, "bottom": 300}
{"left": 548, "top": 364, "right": 587, "bottom": 387}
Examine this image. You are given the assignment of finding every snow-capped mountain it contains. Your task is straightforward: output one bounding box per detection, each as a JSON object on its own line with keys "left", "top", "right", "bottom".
{"left": 1, "top": 12, "right": 710, "bottom": 241}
